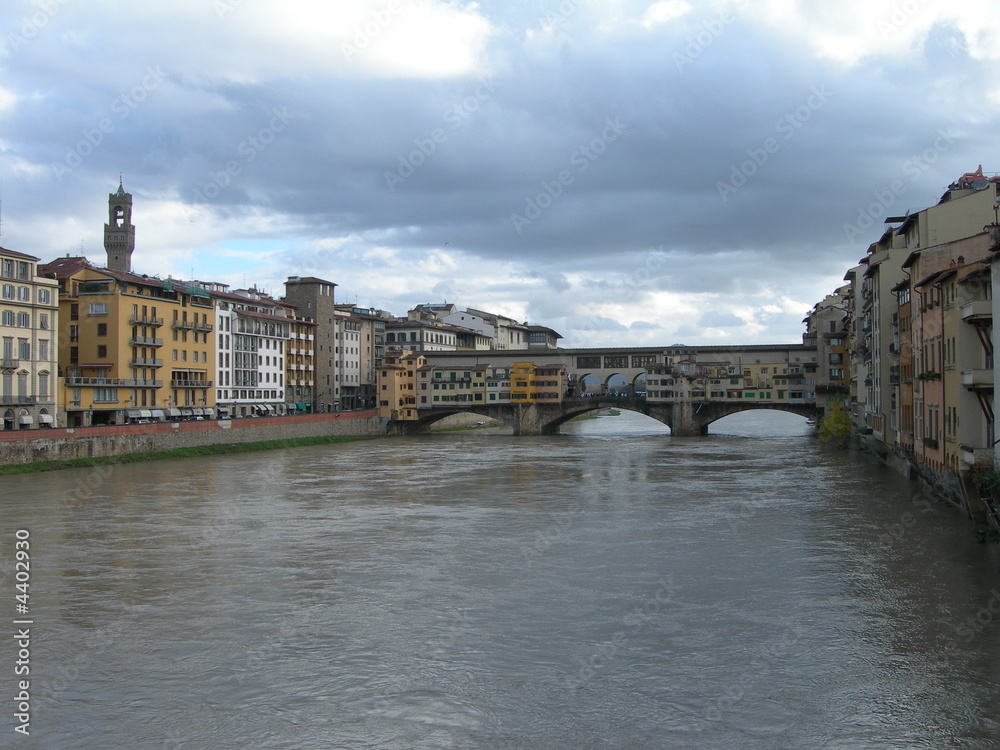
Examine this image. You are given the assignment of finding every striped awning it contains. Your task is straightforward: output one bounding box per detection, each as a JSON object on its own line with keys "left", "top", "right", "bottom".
{"left": 38, "top": 414, "right": 54, "bottom": 424}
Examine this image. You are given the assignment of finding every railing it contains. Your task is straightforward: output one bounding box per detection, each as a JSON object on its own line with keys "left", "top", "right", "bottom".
{"left": 0, "top": 396, "right": 36, "bottom": 405}
{"left": 130, "top": 336, "right": 163, "bottom": 347}
{"left": 0, "top": 358, "right": 18, "bottom": 368}
{"left": 171, "top": 379, "right": 213, "bottom": 388}
{"left": 171, "top": 320, "right": 215, "bottom": 332}
{"left": 129, "top": 358, "right": 163, "bottom": 367}
{"left": 961, "top": 299, "right": 992, "bottom": 322}
{"left": 64, "top": 377, "right": 163, "bottom": 388}
{"left": 129, "top": 315, "right": 164, "bottom": 326}
{"left": 961, "top": 369, "right": 993, "bottom": 388}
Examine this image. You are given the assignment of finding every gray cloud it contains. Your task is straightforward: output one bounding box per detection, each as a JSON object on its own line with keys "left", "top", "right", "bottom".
{"left": 1, "top": 1, "right": 997, "bottom": 344}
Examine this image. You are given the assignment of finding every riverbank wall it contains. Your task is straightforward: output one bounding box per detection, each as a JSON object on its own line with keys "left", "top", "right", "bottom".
{"left": 0, "top": 410, "right": 383, "bottom": 466}
{"left": 858, "top": 432, "right": 993, "bottom": 526}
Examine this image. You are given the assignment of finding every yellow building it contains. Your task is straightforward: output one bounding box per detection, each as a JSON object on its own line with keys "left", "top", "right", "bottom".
{"left": 509, "top": 362, "right": 566, "bottom": 403}
{"left": 419, "top": 363, "right": 488, "bottom": 408}
{"left": 377, "top": 350, "right": 425, "bottom": 420}
{"left": 40, "top": 257, "right": 216, "bottom": 426}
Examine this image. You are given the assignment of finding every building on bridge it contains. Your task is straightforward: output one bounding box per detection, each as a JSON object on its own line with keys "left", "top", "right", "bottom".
{"left": 377, "top": 350, "right": 425, "bottom": 421}
{"left": 645, "top": 354, "right": 816, "bottom": 407}
{"left": 379, "top": 354, "right": 568, "bottom": 421}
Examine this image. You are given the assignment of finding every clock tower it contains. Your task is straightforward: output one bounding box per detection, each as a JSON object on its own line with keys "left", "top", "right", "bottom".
{"left": 104, "top": 179, "right": 135, "bottom": 272}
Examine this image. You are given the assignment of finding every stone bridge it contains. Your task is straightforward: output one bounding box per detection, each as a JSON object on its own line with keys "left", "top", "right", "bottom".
{"left": 406, "top": 344, "right": 824, "bottom": 436}
{"left": 397, "top": 397, "right": 822, "bottom": 437}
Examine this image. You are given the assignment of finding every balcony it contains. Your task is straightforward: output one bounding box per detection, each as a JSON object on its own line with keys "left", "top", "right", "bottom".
{"left": 0, "top": 396, "right": 36, "bottom": 405}
{"left": 961, "top": 369, "right": 993, "bottom": 389}
{"left": 171, "top": 379, "right": 213, "bottom": 388}
{"left": 129, "top": 315, "right": 164, "bottom": 327}
{"left": 171, "top": 320, "right": 214, "bottom": 332}
{"left": 961, "top": 299, "right": 992, "bottom": 323}
{"left": 0, "top": 357, "right": 18, "bottom": 368}
{"left": 129, "top": 357, "right": 163, "bottom": 368}
{"left": 64, "top": 377, "right": 162, "bottom": 388}
{"left": 130, "top": 336, "right": 163, "bottom": 347}
{"left": 961, "top": 444, "right": 994, "bottom": 468}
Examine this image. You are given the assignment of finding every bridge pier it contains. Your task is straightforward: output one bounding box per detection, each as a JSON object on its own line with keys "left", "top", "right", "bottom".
{"left": 667, "top": 400, "right": 708, "bottom": 437}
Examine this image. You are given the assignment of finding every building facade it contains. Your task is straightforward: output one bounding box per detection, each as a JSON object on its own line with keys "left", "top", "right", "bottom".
{"left": 0, "top": 247, "right": 60, "bottom": 430}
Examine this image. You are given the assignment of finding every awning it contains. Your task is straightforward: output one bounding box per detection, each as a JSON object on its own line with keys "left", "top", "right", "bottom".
{"left": 126, "top": 410, "right": 141, "bottom": 418}
{"left": 139, "top": 409, "right": 152, "bottom": 418}
{"left": 216, "top": 405, "right": 230, "bottom": 413}
{"left": 19, "top": 415, "right": 34, "bottom": 425}
{"left": 193, "top": 408, "right": 204, "bottom": 416}
{"left": 166, "top": 408, "right": 181, "bottom": 417}
{"left": 297, "top": 402, "right": 309, "bottom": 411}
{"left": 203, "top": 408, "right": 215, "bottom": 417}
{"left": 255, "top": 404, "right": 267, "bottom": 412}
{"left": 150, "top": 410, "right": 164, "bottom": 419}
{"left": 263, "top": 404, "right": 274, "bottom": 412}
{"left": 38, "top": 414, "right": 54, "bottom": 424}
{"left": 180, "top": 408, "right": 193, "bottom": 416}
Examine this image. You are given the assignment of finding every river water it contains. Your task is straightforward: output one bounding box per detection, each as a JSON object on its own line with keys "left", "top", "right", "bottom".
{"left": 3, "top": 411, "right": 1000, "bottom": 749}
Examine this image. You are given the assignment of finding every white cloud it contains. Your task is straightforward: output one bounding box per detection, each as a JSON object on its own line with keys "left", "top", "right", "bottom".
{"left": 641, "top": 0, "right": 692, "bottom": 29}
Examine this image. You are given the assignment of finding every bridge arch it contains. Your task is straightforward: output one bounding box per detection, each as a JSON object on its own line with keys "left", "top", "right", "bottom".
{"left": 693, "top": 402, "right": 823, "bottom": 434}
{"left": 541, "top": 400, "right": 669, "bottom": 433}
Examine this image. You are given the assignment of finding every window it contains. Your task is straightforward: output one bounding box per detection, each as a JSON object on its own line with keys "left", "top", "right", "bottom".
{"left": 89, "top": 303, "right": 107, "bottom": 316}
{"left": 70, "top": 304, "right": 78, "bottom": 321}
{"left": 97, "top": 323, "right": 108, "bottom": 336}
{"left": 39, "top": 341, "right": 48, "bottom": 361}
{"left": 94, "top": 388, "right": 118, "bottom": 403}
{"left": 17, "top": 286, "right": 29, "bottom": 301}
{"left": 1, "top": 284, "right": 13, "bottom": 299}
{"left": 1, "top": 311, "right": 12, "bottom": 326}
{"left": 0, "top": 260, "right": 12, "bottom": 278}
{"left": 17, "top": 263, "right": 28, "bottom": 281}
{"left": 97, "top": 345, "right": 107, "bottom": 358}
{"left": 38, "top": 374, "right": 49, "bottom": 399}
{"left": 69, "top": 325, "right": 79, "bottom": 342}
{"left": 39, "top": 314, "right": 49, "bottom": 330}
{"left": 69, "top": 346, "right": 78, "bottom": 365}
{"left": 16, "top": 313, "right": 28, "bottom": 328}
{"left": 18, "top": 340, "right": 29, "bottom": 360}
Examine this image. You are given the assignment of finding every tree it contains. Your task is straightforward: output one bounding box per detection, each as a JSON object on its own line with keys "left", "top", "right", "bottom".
{"left": 818, "top": 401, "right": 852, "bottom": 449}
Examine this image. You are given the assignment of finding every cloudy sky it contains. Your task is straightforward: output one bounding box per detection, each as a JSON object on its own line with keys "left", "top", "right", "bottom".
{"left": 0, "top": 0, "right": 997, "bottom": 346}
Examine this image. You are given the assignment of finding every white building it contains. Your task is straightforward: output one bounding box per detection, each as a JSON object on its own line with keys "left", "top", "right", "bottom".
{"left": 208, "top": 285, "right": 290, "bottom": 418}
{"left": 0, "top": 247, "right": 59, "bottom": 429}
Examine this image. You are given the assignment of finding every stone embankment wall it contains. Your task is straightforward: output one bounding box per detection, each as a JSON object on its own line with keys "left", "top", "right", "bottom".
{"left": 0, "top": 411, "right": 383, "bottom": 465}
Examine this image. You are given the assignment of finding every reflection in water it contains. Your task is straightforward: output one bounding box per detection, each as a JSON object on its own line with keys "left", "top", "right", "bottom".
{"left": 3, "top": 411, "right": 1000, "bottom": 749}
